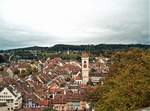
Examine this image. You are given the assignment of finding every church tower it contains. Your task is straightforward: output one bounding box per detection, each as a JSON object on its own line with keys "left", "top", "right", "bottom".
{"left": 81, "top": 52, "right": 89, "bottom": 84}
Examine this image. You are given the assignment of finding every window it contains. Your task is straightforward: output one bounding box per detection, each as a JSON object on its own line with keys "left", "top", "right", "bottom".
{"left": 15, "top": 107, "right": 18, "bottom": 109}
{"left": 32, "top": 104, "right": 35, "bottom": 108}
{"left": 4, "top": 92, "right": 7, "bottom": 94}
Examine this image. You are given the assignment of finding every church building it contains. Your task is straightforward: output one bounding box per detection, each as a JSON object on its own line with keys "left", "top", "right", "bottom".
{"left": 81, "top": 52, "right": 89, "bottom": 84}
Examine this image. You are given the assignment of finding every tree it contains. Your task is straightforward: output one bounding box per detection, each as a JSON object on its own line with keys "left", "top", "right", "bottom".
{"left": 87, "top": 49, "right": 150, "bottom": 111}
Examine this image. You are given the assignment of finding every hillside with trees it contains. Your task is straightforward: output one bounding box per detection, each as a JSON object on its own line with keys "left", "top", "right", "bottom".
{"left": 86, "top": 49, "right": 150, "bottom": 111}
{"left": 0, "top": 44, "right": 149, "bottom": 62}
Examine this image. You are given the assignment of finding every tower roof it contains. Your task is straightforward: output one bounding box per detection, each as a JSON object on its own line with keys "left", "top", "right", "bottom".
{"left": 82, "top": 52, "right": 89, "bottom": 57}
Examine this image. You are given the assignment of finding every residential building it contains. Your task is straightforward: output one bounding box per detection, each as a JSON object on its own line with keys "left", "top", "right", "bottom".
{"left": 0, "top": 102, "right": 7, "bottom": 111}
{"left": 0, "top": 85, "right": 22, "bottom": 111}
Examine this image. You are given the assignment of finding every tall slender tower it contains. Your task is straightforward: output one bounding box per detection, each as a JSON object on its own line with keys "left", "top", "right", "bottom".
{"left": 82, "top": 52, "right": 89, "bottom": 84}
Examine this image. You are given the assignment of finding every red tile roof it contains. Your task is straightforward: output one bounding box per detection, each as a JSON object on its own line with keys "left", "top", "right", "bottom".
{"left": 40, "top": 99, "right": 49, "bottom": 106}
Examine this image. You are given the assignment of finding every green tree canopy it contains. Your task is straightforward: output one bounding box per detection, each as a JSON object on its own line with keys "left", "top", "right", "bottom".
{"left": 87, "top": 49, "right": 150, "bottom": 111}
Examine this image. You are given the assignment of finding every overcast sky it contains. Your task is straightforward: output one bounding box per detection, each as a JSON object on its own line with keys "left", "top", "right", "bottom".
{"left": 0, "top": 0, "right": 149, "bottom": 49}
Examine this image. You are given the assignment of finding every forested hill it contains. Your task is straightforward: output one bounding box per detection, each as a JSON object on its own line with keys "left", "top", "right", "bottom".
{"left": 0, "top": 44, "right": 149, "bottom": 62}
{"left": 50, "top": 44, "right": 150, "bottom": 52}
{"left": 1, "top": 44, "right": 150, "bottom": 53}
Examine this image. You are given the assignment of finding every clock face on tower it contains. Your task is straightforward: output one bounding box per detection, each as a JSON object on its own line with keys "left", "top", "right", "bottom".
{"left": 84, "top": 64, "right": 87, "bottom": 68}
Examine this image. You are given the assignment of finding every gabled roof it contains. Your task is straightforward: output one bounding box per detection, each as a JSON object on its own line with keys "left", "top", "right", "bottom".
{"left": 0, "top": 87, "right": 4, "bottom": 92}
{"left": 0, "top": 85, "right": 18, "bottom": 97}
{"left": 40, "top": 99, "right": 49, "bottom": 106}
{"left": 17, "top": 63, "right": 30, "bottom": 69}
{"left": 52, "top": 95, "right": 66, "bottom": 104}
{"left": 7, "top": 86, "right": 18, "bottom": 97}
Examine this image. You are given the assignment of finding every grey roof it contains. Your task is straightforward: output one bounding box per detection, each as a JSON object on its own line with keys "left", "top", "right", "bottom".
{"left": 0, "top": 87, "right": 4, "bottom": 92}
{"left": 7, "top": 86, "right": 17, "bottom": 97}
{"left": 0, "top": 85, "right": 18, "bottom": 97}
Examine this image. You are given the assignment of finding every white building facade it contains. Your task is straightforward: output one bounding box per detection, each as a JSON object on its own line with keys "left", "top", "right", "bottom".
{"left": 81, "top": 52, "right": 89, "bottom": 84}
{"left": 0, "top": 85, "right": 22, "bottom": 111}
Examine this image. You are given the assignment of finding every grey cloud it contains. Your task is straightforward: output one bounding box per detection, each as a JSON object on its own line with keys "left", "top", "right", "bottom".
{"left": 0, "top": 0, "right": 149, "bottom": 49}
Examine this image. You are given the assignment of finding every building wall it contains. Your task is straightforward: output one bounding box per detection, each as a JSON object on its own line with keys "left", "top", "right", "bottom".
{"left": 24, "top": 100, "right": 40, "bottom": 108}
{"left": 0, "top": 87, "right": 22, "bottom": 111}
{"left": 66, "top": 102, "right": 80, "bottom": 111}
{"left": 82, "top": 57, "right": 89, "bottom": 84}
{"left": 0, "top": 106, "right": 8, "bottom": 111}
{"left": 53, "top": 104, "right": 66, "bottom": 111}
{"left": 80, "top": 101, "right": 87, "bottom": 111}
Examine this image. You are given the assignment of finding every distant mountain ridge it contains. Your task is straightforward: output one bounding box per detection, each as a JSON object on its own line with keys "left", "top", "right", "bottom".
{"left": 0, "top": 44, "right": 150, "bottom": 62}
{"left": 1, "top": 44, "right": 150, "bottom": 52}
